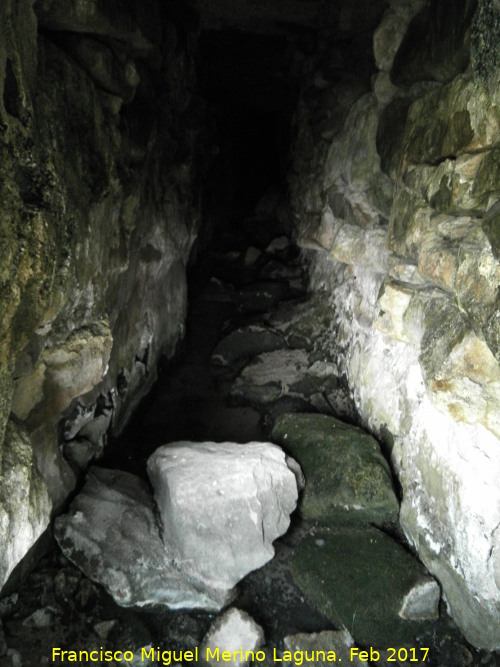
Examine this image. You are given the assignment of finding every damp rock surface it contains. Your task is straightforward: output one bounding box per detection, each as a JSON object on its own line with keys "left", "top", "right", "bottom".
{"left": 271, "top": 413, "right": 399, "bottom": 525}
{"left": 290, "top": 527, "right": 440, "bottom": 647}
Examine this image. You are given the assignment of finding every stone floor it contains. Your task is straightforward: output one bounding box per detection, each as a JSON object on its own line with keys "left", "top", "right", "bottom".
{"left": 0, "top": 219, "right": 497, "bottom": 667}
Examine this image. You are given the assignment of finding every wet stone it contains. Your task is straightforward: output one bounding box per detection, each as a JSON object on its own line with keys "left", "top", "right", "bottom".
{"left": 230, "top": 350, "right": 344, "bottom": 413}
{"left": 211, "top": 325, "right": 287, "bottom": 368}
{"left": 271, "top": 413, "right": 399, "bottom": 526}
{"left": 259, "top": 259, "right": 303, "bottom": 282}
{"left": 236, "top": 282, "right": 294, "bottom": 314}
{"left": 290, "top": 527, "right": 440, "bottom": 647}
{"left": 199, "top": 278, "right": 236, "bottom": 303}
{"left": 230, "top": 349, "right": 312, "bottom": 405}
{"left": 265, "top": 294, "right": 335, "bottom": 353}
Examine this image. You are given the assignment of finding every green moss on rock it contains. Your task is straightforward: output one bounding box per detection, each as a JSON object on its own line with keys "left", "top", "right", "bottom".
{"left": 271, "top": 413, "right": 399, "bottom": 525}
{"left": 290, "top": 528, "right": 437, "bottom": 647}
{"left": 471, "top": 0, "right": 500, "bottom": 88}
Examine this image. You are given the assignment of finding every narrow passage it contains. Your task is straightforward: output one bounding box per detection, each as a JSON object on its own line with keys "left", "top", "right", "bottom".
{"left": 1, "top": 217, "right": 493, "bottom": 667}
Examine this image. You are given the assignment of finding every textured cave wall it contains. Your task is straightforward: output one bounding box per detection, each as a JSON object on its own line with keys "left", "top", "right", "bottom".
{"left": 0, "top": 0, "right": 209, "bottom": 590}
{"left": 286, "top": 0, "right": 500, "bottom": 649}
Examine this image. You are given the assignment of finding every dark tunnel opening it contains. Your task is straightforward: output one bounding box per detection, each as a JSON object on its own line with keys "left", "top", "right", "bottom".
{"left": 197, "top": 29, "right": 299, "bottom": 234}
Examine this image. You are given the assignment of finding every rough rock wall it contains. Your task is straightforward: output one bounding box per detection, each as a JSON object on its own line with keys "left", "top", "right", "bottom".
{"left": 286, "top": 0, "right": 500, "bottom": 650}
{"left": 0, "top": 0, "right": 208, "bottom": 590}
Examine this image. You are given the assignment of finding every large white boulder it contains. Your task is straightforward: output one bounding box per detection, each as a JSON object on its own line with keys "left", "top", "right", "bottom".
{"left": 147, "top": 441, "right": 299, "bottom": 591}
{"left": 54, "top": 468, "right": 231, "bottom": 610}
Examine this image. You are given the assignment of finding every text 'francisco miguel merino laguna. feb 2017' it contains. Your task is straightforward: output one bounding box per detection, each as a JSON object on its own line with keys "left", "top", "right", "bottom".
{"left": 51, "top": 645, "right": 431, "bottom": 664}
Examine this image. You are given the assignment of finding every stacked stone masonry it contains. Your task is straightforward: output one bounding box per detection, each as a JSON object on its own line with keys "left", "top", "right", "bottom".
{"left": 286, "top": 0, "right": 500, "bottom": 650}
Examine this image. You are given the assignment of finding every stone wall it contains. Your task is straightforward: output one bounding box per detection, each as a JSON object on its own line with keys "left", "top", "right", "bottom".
{"left": 286, "top": 0, "right": 500, "bottom": 650}
{"left": 0, "top": 0, "right": 208, "bottom": 590}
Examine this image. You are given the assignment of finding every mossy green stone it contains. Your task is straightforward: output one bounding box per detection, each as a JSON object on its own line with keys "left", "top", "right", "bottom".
{"left": 290, "top": 528, "right": 436, "bottom": 647}
{"left": 419, "top": 298, "right": 468, "bottom": 382}
{"left": 271, "top": 413, "right": 399, "bottom": 525}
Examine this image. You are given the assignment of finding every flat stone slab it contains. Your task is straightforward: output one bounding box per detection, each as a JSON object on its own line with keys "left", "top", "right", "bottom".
{"left": 265, "top": 293, "right": 334, "bottom": 352}
{"left": 211, "top": 325, "right": 286, "bottom": 368}
{"left": 147, "top": 441, "right": 299, "bottom": 592}
{"left": 236, "top": 282, "right": 294, "bottom": 314}
{"left": 54, "top": 468, "right": 230, "bottom": 611}
{"left": 230, "top": 350, "right": 343, "bottom": 406}
{"left": 290, "top": 527, "right": 440, "bottom": 647}
{"left": 260, "top": 259, "right": 303, "bottom": 281}
{"left": 271, "top": 413, "right": 399, "bottom": 525}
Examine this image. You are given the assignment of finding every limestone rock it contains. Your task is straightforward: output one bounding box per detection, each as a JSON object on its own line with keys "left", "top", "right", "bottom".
{"left": 11, "top": 321, "right": 113, "bottom": 423}
{"left": 265, "top": 294, "right": 334, "bottom": 352}
{"left": 372, "top": 71, "right": 400, "bottom": 108}
{"left": 290, "top": 528, "right": 440, "bottom": 647}
{"left": 211, "top": 325, "right": 286, "bottom": 368}
{"left": 1, "top": 0, "right": 206, "bottom": 586}
{"left": 260, "top": 259, "right": 303, "bottom": 282}
{"left": 230, "top": 349, "right": 341, "bottom": 409}
{"left": 271, "top": 413, "right": 399, "bottom": 525}
{"left": 34, "top": 0, "right": 160, "bottom": 54}
{"left": 55, "top": 34, "right": 140, "bottom": 102}
{"left": 54, "top": 467, "right": 230, "bottom": 610}
{"left": 284, "top": 3, "right": 500, "bottom": 649}
{"left": 389, "top": 197, "right": 500, "bottom": 317}
{"left": 22, "top": 607, "right": 58, "bottom": 628}
{"left": 202, "top": 608, "right": 264, "bottom": 667}
{"left": 391, "top": 0, "right": 475, "bottom": 85}
{"left": 230, "top": 349, "right": 311, "bottom": 404}
{"left": 373, "top": 3, "right": 425, "bottom": 73}
{"left": 236, "top": 282, "right": 295, "bottom": 314}
{"left": 62, "top": 437, "right": 101, "bottom": 471}
{"left": 147, "top": 441, "right": 299, "bottom": 591}
{"left": 284, "top": 630, "right": 368, "bottom": 666}
{"left": 404, "top": 151, "right": 495, "bottom": 216}
{"left": 0, "top": 422, "right": 51, "bottom": 590}
{"left": 403, "top": 75, "right": 500, "bottom": 165}
{"left": 323, "top": 93, "right": 394, "bottom": 223}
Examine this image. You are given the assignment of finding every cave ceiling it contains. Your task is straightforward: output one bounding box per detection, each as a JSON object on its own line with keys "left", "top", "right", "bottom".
{"left": 191, "top": 0, "right": 323, "bottom": 34}
{"left": 191, "top": 0, "right": 388, "bottom": 36}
